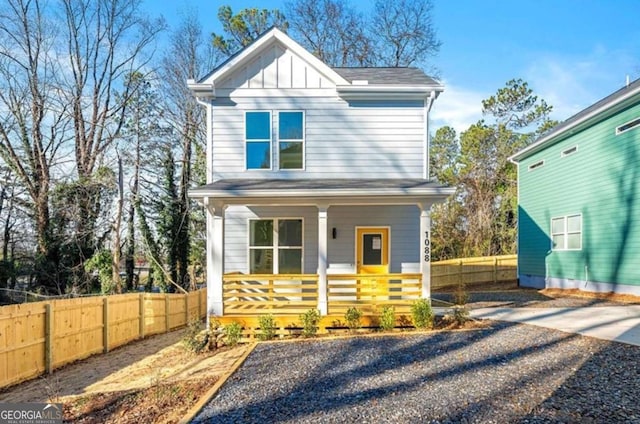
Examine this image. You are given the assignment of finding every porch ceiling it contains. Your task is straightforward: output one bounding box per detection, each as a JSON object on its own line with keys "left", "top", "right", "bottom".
{"left": 188, "top": 178, "right": 455, "bottom": 206}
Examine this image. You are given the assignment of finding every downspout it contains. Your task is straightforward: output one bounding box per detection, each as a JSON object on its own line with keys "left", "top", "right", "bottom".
{"left": 424, "top": 90, "right": 437, "bottom": 180}
{"left": 516, "top": 160, "right": 521, "bottom": 287}
{"left": 189, "top": 82, "right": 215, "bottom": 326}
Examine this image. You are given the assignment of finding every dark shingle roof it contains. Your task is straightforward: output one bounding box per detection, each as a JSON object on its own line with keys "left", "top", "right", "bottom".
{"left": 333, "top": 67, "right": 440, "bottom": 86}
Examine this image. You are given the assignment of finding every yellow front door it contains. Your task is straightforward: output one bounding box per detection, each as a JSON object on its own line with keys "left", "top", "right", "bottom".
{"left": 356, "top": 228, "right": 390, "bottom": 304}
{"left": 356, "top": 227, "right": 389, "bottom": 274}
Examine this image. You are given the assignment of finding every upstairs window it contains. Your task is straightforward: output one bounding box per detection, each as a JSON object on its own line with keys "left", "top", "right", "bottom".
{"left": 278, "top": 111, "right": 304, "bottom": 169}
{"left": 551, "top": 214, "right": 582, "bottom": 251}
{"left": 245, "top": 111, "right": 271, "bottom": 169}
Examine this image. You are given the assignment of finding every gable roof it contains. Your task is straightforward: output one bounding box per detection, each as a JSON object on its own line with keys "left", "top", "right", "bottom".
{"left": 511, "top": 77, "right": 640, "bottom": 162}
{"left": 188, "top": 27, "right": 443, "bottom": 99}
{"left": 198, "top": 27, "right": 349, "bottom": 87}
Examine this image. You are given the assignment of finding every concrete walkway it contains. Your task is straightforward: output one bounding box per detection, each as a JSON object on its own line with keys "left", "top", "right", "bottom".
{"left": 470, "top": 306, "right": 640, "bottom": 347}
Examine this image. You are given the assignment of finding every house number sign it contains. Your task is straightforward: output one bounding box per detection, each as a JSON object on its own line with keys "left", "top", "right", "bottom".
{"left": 424, "top": 231, "right": 430, "bottom": 262}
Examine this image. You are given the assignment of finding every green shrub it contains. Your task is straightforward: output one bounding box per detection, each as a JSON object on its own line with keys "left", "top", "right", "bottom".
{"left": 379, "top": 306, "right": 396, "bottom": 331}
{"left": 344, "top": 307, "right": 363, "bottom": 331}
{"left": 182, "top": 320, "right": 206, "bottom": 353}
{"left": 300, "top": 309, "right": 321, "bottom": 338}
{"left": 224, "top": 321, "right": 243, "bottom": 346}
{"left": 452, "top": 305, "right": 470, "bottom": 325}
{"left": 257, "top": 314, "right": 277, "bottom": 341}
{"left": 411, "top": 298, "right": 434, "bottom": 329}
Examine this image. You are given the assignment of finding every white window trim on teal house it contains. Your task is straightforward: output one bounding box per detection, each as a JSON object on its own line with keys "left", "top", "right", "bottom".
{"left": 248, "top": 218, "right": 304, "bottom": 274}
{"left": 528, "top": 160, "right": 544, "bottom": 171}
{"left": 615, "top": 116, "right": 640, "bottom": 135}
{"left": 551, "top": 214, "right": 582, "bottom": 251}
{"left": 278, "top": 110, "right": 305, "bottom": 170}
{"left": 245, "top": 111, "right": 273, "bottom": 170}
{"left": 561, "top": 145, "right": 578, "bottom": 157}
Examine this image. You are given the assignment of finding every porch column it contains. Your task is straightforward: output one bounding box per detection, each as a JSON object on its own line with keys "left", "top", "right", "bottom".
{"left": 317, "top": 205, "right": 328, "bottom": 315}
{"left": 419, "top": 203, "right": 432, "bottom": 299}
{"left": 205, "top": 199, "right": 225, "bottom": 323}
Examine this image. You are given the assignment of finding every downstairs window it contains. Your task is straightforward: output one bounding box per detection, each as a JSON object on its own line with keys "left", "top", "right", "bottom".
{"left": 249, "top": 219, "right": 303, "bottom": 274}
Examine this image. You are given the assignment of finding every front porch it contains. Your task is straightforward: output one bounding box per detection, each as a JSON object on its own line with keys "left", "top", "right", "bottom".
{"left": 218, "top": 272, "right": 424, "bottom": 338}
{"left": 222, "top": 272, "right": 422, "bottom": 316}
{"left": 189, "top": 179, "right": 455, "bottom": 321}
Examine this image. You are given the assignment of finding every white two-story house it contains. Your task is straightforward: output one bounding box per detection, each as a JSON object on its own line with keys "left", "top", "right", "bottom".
{"left": 188, "top": 28, "right": 453, "bottom": 325}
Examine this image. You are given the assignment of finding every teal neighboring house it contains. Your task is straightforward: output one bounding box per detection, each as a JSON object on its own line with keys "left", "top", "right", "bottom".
{"left": 511, "top": 78, "right": 640, "bottom": 295}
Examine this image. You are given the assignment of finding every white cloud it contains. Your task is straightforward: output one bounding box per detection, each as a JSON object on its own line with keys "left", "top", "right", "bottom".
{"left": 524, "top": 47, "right": 639, "bottom": 122}
{"left": 431, "top": 45, "right": 639, "bottom": 136}
{"left": 431, "top": 82, "right": 488, "bottom": 135}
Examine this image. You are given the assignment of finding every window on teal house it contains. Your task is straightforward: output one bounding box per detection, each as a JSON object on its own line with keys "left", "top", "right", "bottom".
{"left": 246, "top": 111, "right": 271, "bottom": 169}
{"left": 616, "top": 117, "right": 640, "bottom": 135}
{"left": 528, "top": 160, "right": 544, "bottom": 171}
{"left": 561, "top": 146, "right": 578, "bottom": 157}
{"left": 551, "top": 214, "right": 582, "bottom": 250}
{"left": 249, "top": 219, "right": 303, "bottom": 274}
{"left": 278, "top": 111, "right": 304, "bottom": 169}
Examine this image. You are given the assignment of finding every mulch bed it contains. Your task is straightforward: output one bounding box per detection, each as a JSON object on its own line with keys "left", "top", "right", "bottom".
{"left": 64, "top": 377, "right": 218, "bottom": 423}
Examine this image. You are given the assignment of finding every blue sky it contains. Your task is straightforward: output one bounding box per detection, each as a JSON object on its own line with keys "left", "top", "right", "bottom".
{"left": 142, "top": 0, "right": 640, "bottom": 134}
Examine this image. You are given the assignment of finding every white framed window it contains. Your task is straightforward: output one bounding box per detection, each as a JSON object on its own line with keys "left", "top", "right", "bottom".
{"left": 528, "top": 160, "right": 544, "bottom": 171}
{"left": 561, "top": 145, "right": 578, "bottom": 157}
{"left": 278, "top": 111, "right": 304, "bottom": 170}
{"left": 245, "top": 111, "right": 272, "bottom": 170}
{"left": 249, "top": 218, "right": 303, "bottom": 274}
{"left": 616, "top": 116, "right": 640, "bottom": 135}
{"left": 551, "top": 214, "right": 582, "bottom": 251}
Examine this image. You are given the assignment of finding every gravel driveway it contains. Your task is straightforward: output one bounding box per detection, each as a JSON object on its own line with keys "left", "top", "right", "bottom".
{"left": 193, "top": 323, "right": 640, "bottom": 423}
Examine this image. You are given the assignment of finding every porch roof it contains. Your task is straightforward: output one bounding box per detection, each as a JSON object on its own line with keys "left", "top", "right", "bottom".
{"left": 189, "top": 178, "right": 454, "bottom": 206}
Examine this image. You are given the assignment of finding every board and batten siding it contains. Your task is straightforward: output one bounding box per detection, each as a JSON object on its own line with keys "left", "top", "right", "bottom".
{"left": 223, "top": 205, "right": 419, "bottom": 275}
{"left": 216, "top": 42, "right": 335, "bottom": 90}
{"left": 518, "top": 100, "right": 640, "bottom": 290}
{"left": 211, "top": 96, "right": 426, "bottom": 180}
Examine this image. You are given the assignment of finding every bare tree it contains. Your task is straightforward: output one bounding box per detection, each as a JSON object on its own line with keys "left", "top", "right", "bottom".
{"left": 159, "top": 11, "right": 211, "bottom": 290}
{"left": 372, "top": 0, "right": 441, "bottom": 67}
{"left": 284, "top": 0, "right": 440, "bottom": 68}
{"left": 111, "top": 155, "right": 124, "bottom": 292}
{"left": 285, "top": 0, "right": 373, "bottom": 67}
{"left": 0, "top": 0, "right": 68, "bottom": 293}
{"left": 59, "top": 0, "right": 165, "bottom": 266}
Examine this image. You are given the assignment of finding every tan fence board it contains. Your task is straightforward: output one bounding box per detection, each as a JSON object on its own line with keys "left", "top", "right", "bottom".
{"left": 108, "top": 295, "right": 142, "bottom": 349}
{"left": 51, "top": 298, "right": 104, "bottom": 368}
{"left": 168, "top": 295, "right": 187, "bottom": 330}
{"left": 0, "top": 303, "right": 47, "bottom": 387}
{"left": 142, "top": 294, "right": 168, "bottom": 336}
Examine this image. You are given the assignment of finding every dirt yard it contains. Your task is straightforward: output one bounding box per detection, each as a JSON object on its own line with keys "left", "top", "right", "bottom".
{"left": 0, "top": 328, "right": 250, "bottom": 423}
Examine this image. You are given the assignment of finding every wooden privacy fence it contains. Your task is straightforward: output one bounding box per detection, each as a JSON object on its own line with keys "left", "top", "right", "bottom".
{"left": 431, "top": 254, "right": 517, "bottom": 289}
{"left": 0, "top": 289, "right": 206, "bottom": 390}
